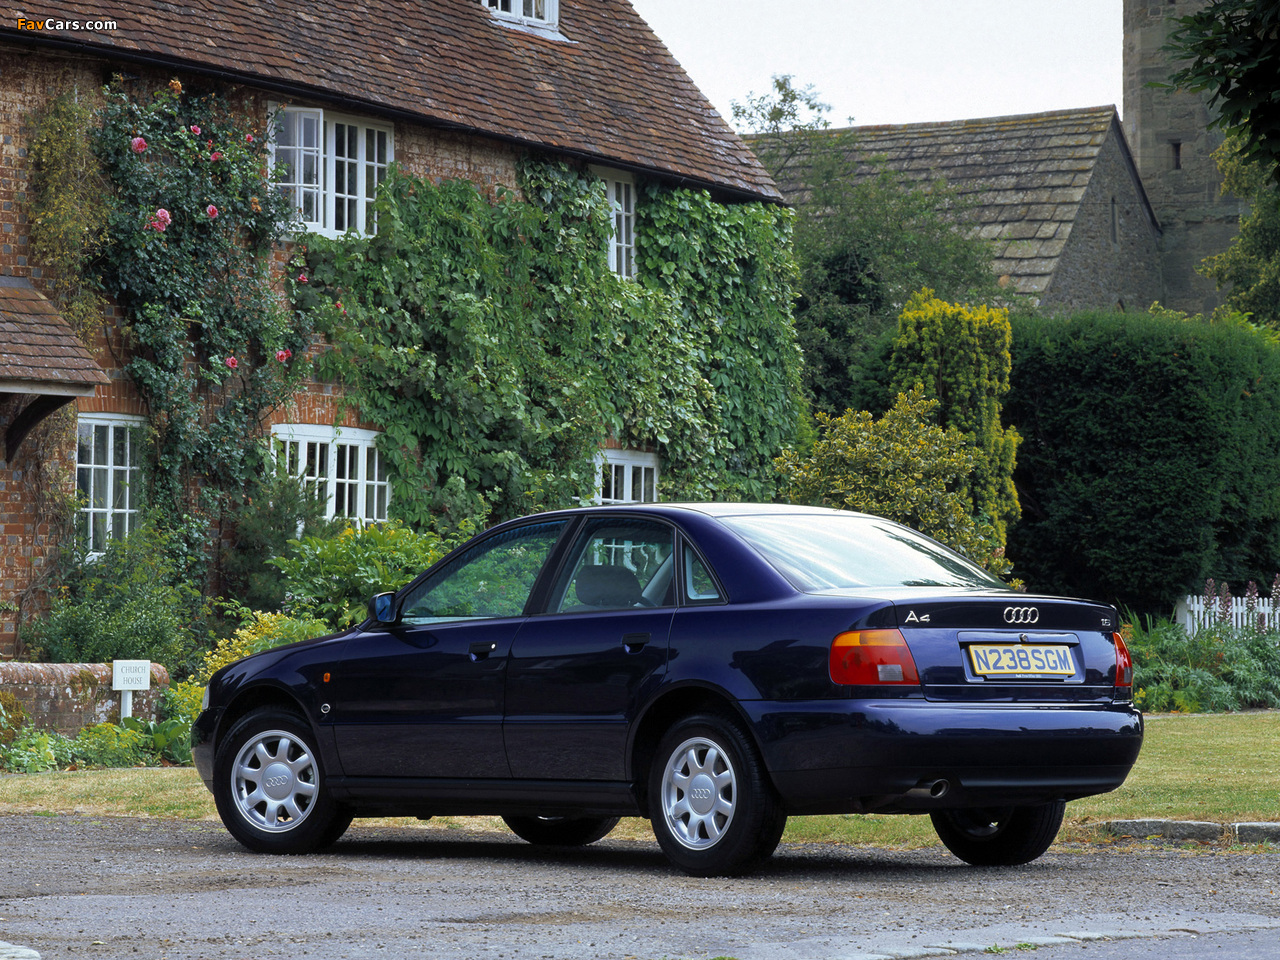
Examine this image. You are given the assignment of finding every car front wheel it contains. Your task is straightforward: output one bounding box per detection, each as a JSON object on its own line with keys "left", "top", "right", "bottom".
{"left": 649, "top": 713, "right": 786, "bottom": 876}
{"left": 931, "top": 800, "right": 1065, "bottom": 866}
{"left": 213, "top": 707, "right": 352, "bottom": 854}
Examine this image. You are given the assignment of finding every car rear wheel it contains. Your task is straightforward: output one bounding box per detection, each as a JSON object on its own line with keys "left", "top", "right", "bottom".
{"left": 502, "top": 815, "right": 620, "bottom": 846}
{"left": 649, "top": 713, "right": 786, "bottom": 876}
{"left": 930, "top": 800, "right": 1065, "bottom": 866}
{"left": 213, "top": 707, "right": 352, "bottom": 854}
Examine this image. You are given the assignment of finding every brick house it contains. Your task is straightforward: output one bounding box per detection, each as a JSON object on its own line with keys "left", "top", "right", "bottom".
{"left": 0, "top": 0, "right": 783, "bottom": 658}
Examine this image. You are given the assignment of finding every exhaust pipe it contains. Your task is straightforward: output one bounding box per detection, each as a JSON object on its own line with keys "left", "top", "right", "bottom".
{"left": 905, "top": 778, "right": 950, "bottom": 800}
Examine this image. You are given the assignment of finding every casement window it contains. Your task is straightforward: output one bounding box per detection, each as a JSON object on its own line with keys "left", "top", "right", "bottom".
{"left": 76, "top": 414, "right": 145, "bottom": 554}
{"left": 481, "top": 0, "right": 559, "bottom": 29}
{"left": 272, "top": 107, "right": 392, "bottom": 237}
{"left": 271, "top": 425, "right": 390, "bottom": 522}
{"left": 596, "top": 448, "right": 659, "bottom": 504}
{"left": 590, "top": 167, "right": 636, "bottom": 278}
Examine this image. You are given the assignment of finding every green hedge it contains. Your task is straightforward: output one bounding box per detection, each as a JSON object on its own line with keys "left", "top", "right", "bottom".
{"left": 1005, "top": 310, "right": 1280, "bottom": 614}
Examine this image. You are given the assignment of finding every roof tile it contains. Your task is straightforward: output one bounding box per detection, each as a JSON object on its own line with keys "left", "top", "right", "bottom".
{"left": 0, "top": 279, "right": 109, "bottom": 391}
{"left": 4, "top": 0, "right": 778, "bottom": 201}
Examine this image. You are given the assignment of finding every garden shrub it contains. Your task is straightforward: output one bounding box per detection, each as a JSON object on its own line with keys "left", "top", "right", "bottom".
{"left": 1006, "top": 309, "right": 1280, "bottom": 613}
{"left": 1128, "top": 610, "right": 1280, "bottom": 714}
{"left": 775, "top": 386, "right": 1011, "bottom": 575}
{"left": 73, "top": 722, "right": 155, "bottom": 768}
{"left": 0, "top": 727, "right": 76, "bottom": 774}
{"left": 889, "top": 290, "right": 1020, "bottom": 552}
{"left": 270, "top": 520, "right": 455, "bottom": 630}
{"left": 22, "top": 517, "right": 212, "bottom": 674}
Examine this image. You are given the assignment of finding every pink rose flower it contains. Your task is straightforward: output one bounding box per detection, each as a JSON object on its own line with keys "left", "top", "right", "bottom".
{"left": 225, "top": 356, "right": 238, "bottom": 370}
{"left": 130, "top": 136, "right": 147, "bottom": 154}
{"left": 245, "top": 133, "right": 255, "bottom": 143}
{"left": 275, "top": 348, "right": 293, "bottom": 363}
{"left": 206, "top": 204, "right": 219, "bottom": 219}
{"left": 297, "top": 273, "right": 308, "bottom": 283}
{"left": 210, "top": 151, "right": 222, "bottom": 162}
{"left": 190, "top": 124, "right": 201, "bottom": 135}
{"left": 146, "top": 208, "right": 172, "bottom": 232}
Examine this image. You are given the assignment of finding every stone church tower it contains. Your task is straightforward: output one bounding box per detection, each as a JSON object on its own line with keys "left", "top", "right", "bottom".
{"left": 1123, "top": 0, "right": 1245, "bottom": 314}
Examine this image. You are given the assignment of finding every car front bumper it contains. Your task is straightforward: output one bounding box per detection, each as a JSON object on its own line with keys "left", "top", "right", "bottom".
{"left": 190, "top": 706, "right": 222, "bottom": 790}
{"left": 744, "top": 698, "right": 1144, "bottom": 814}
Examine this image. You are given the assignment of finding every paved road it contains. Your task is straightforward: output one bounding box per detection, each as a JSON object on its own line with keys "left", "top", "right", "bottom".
{"left": 0, "top": 814, "right": 1276, "bottom": 960}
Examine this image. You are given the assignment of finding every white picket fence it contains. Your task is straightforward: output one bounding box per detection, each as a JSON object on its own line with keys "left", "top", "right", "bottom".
{"left": 1175, "top": 594, "right": 1278, "bottom": 632}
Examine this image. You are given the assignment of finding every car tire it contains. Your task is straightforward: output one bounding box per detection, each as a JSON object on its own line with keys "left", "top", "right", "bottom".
{"left": 212, "top": 707, "right": 353, "bottom": 854}
{"left": 649, "top": 713, "right": 786, "bottom": 877}
{"left": 930, "top": 800, "right": 1065, "bottom": 866}
{"left": 502, "top": 815, "right": 621, "bottom": 846}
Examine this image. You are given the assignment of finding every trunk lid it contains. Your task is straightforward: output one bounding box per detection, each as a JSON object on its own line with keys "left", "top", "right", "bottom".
{"left": 887, "top": 591, "right": 1123, "bottom": 703}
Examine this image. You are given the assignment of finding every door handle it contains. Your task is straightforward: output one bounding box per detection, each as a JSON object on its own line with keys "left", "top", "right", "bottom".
{"left": 469, "top": 641, "right": 497, "bottom": 662}
{"left": 623, "top": 632, "right": 650, "bottom": 654}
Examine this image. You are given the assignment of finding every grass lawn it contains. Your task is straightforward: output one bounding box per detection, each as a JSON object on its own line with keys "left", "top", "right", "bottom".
{"left": 1, "top": 712, "right": 1276, "bottom": 850}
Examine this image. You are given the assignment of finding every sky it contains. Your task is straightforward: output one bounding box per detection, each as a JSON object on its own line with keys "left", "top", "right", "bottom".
{"left": 627, "top": 0, "right": 1125, "bottom": 130}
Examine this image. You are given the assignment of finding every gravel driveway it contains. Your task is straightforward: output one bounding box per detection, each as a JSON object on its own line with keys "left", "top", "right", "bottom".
{"left": 1, "top": 814, "right": 1277, "bottom": 960}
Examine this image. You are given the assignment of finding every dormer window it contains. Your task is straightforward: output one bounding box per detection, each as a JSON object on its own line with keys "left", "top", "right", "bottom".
{"left": 482, "top": 0, "right": 558, "bottom": 29}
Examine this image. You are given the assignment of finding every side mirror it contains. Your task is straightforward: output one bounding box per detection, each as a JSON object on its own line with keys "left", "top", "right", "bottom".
{"left": 369, "top": 592, "right": 398, "bottom": 625}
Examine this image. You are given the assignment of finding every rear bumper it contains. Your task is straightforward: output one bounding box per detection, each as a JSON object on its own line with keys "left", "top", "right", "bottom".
{"left": 744, "top": 699, "right": 1143, "bottom": 814}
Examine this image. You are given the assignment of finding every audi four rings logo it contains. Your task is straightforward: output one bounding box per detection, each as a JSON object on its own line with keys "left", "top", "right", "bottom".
{"left": 1003, "top": 606, "right": 1040, "bottom": 624}
{"left": 265, "top": 775, "right": 290, "bottom": 788}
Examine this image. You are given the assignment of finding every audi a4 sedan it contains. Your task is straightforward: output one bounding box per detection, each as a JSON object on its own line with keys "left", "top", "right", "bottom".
{"left": 192, "top": 503, "right": 1142, "bottom": 876}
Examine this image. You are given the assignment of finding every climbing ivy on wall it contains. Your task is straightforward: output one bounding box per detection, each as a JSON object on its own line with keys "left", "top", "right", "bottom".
{"left": 635, "top": 185, "right": 802, "bottom": 499}
{"left": 293, "top": 158, "right": 801, "bottom": 527}
{"left": 92, "top": 80, "right": 311, "bottom": 512}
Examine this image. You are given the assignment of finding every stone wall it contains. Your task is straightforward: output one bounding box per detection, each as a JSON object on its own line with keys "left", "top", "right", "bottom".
{"left": 1122, "top": 0, "right": 1244, "bottom": 315}
{"left": 1043, "top": 130, "right": 1164, "bottom": 313}
{"left": 0, "top": 662, "right": 171, "bottom": 737}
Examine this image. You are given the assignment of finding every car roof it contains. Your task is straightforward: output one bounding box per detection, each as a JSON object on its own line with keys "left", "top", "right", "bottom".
{"left": 523, "top": 502, "right": 872, "bottom": 522}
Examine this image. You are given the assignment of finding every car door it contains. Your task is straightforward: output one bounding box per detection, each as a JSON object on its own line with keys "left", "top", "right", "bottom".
{"left": 330, "top": 518, "right": 569, "bottom": 779}
{"left": 504, "top": 516, "right": 675, "bottom": 781}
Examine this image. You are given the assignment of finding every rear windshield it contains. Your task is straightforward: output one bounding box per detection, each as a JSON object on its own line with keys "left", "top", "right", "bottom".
{"left": 718, "top": 513, "right": 1006, "bottom": 592}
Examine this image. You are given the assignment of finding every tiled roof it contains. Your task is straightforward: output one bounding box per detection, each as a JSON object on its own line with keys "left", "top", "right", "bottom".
{"left": 0, "top": 278, "right": 109, "bottom": 394}
{"left": 4, "top": 0, "right": 779, "bottom": 202}
{"left": 761, "top": 106, "right": 1154, "bottom": 296}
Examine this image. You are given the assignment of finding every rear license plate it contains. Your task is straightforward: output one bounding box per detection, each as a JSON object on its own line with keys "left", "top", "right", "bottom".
{"left": 968, "top": 644, "right": 1074, "bottom": 677}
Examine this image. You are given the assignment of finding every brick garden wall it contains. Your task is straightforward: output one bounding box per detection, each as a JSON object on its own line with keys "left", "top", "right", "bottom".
{"left": 0, "top": 661, "right": 170, "bottom": 737}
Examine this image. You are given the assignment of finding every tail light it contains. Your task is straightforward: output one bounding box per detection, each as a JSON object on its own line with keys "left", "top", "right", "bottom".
{"left": 830, "top": 629, "right": 920, "bottom": 685}
{"left": 1112, "top": 632, "right": 1134, "bottom": 689}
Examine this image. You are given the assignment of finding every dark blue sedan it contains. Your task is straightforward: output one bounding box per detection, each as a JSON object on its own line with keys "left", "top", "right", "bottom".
{"left": 192, "top": 503, "right": 1142, "bottom": 875}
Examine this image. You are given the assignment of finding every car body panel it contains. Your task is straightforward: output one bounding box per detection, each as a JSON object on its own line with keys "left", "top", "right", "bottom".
{"left": 330, "top": 618, "right": 517, "bottom": 779}
{"left": 504, "top": 608, "right": 673, "bottom": 779}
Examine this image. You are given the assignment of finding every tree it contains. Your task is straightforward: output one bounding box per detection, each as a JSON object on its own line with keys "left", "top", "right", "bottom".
{"left": 734, "top": 77, "right": 999, "bottom": 414}
{"left": 1167, "top": 0, "right": 1280, "bottom": 184}
{"left": 1200, "top": 135, "right": 1280, "bottom": 325}
{"left": 775, "top": 386, "right": 1011, "bottom": 575}
{"left": 889, "top": 290, "right": 1021, "bottom": 550}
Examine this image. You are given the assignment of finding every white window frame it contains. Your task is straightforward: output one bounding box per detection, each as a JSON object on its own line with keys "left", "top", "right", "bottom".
{"left": 76, "top": 413, "right": 145, "bottom": 555}
{"left": 271, "top": 106, "right": 393, "bottom": 238}
{"left": 595, "top": 448, "right": 660, "bottom": 504}
{"left": 591, "top": 167, "right": 637, "bottom": 279}
{"left": 481, "top": 0, "right": 559, "bottom": 31}
{"left": 271, "top": 424, "right": 390, "bottom": 523}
